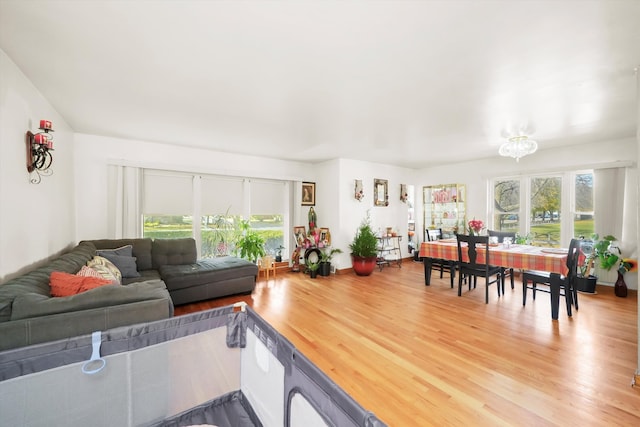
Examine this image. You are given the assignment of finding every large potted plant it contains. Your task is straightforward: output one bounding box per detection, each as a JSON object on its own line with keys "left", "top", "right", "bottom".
{"left": 318, "top": 247, "right": 343, "bottom": 276}
{"left": 234, "top": 219, "right": 266, "bottom": 263}
{"left": 349, "top": 212, "right": 379, "bottom": 276}
{"left": 576, "top": 234, "right": 620, "bottom": 293}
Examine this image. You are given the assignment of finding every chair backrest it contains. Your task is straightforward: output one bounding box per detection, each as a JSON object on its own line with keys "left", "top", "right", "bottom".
{"left": 565, "top": 238, "right": 581, "bottom": 279}
{"left": 456, "top": 234, "right": 491, "bottom": 270}
{"left": 487, "top": 230, "right": 516, "bottom": 243}
{"left": 426, "top": 228, "right": 443, "bottom": 242}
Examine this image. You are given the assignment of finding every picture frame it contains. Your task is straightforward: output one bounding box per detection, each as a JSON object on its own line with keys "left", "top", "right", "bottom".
{"left": 293, "top": 226, "right": 307, "bottom": 247}
{"left": 302, "top": 182, "right": 316, "bottom": 206}
{"left": 374, "top": 178, "right": 389, "bottom": 207}
{"left": 319, "top": 228, "right": 331, "bottom": 246}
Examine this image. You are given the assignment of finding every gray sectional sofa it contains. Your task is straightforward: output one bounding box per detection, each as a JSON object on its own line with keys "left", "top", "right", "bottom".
{"left": 0, "top": 238, "right": 258, "bottom": 351}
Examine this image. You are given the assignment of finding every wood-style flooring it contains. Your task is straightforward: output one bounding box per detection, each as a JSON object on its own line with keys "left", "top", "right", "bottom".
{"left": 174, "top": 260, "right": 640, "bottom": 426}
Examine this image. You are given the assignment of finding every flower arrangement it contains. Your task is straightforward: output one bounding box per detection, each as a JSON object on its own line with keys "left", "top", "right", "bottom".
{"left": 468, "top": 218, "right": 484, "bottom": 235}
{"left": 618, "top": 258, "right": 638, "bottom": 275}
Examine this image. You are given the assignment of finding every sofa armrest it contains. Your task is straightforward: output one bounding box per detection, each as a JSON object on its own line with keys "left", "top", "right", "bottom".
{"left": 10, "top": 280, "right": 170, "bottom": 321}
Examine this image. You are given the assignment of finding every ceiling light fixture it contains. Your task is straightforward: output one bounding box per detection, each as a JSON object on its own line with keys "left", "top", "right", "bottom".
{"left": 498, "top": 135, "right": 538, "bottom": 162}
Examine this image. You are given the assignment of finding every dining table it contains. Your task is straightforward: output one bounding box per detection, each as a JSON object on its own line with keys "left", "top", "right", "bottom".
{"left": 418, "top": 239, "right": 569, "bottom": 319}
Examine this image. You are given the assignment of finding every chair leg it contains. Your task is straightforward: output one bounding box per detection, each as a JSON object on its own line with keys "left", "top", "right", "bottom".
{"left": 522, "top": 279, "right": 527, "bottom": 306}
{"left": 532, "top": 283, "right": 537, "bottom": 300}
{"left": 510, "top": 268, "right": 515, "bottom": 289}
{"left": 458, "top": 272, "right": 463, "bottom": 296}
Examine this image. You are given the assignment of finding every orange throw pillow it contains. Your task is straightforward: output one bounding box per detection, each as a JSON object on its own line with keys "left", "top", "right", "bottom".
{"left": 50, "top": 271, "right": 111, "bottom": 297}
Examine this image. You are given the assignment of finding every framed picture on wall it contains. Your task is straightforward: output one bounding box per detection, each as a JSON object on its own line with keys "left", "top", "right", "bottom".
{"left": 302, "top": 182, "right": 316, "bottom": 206}
{"left": 319, "top": 228, "right": 331, "bottom": 246}
{"left": 374, "top": 178, "right": 389, "bottom": 206}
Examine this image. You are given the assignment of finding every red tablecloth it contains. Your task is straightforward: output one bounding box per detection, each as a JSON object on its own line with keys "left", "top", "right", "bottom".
{"left": 419, "top": 240, "right": 567, "bottom": 274}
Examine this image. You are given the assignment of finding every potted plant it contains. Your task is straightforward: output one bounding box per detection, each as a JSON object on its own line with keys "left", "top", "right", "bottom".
{"left": 576, "top": 234, "right": 620, "bottom": 293}
{"left": 234, "top": 219, "right": 266, "bottom": 263}
{"left": 318, "top": 247, "right": 343, "bottom": 277}
{"left": 349, "top": 212, "right": 379, "bottom": 276}
{"left": 307, "top": 260, "right": 320, "bottom": 278}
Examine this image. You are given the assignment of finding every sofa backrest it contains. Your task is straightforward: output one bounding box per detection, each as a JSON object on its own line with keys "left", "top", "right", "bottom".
{"left": 0, "top": 242, "right": 96, "bottom": 322}
{"left": 152, "top": 238, "right": 197, "bottom": 269}
{"left": 82, "top": 238, "right": 153, "bottom": 271}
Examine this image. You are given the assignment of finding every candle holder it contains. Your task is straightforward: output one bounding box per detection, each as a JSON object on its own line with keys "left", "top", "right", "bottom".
{"left": 26, "top": 120, "right": 54, "bottom": 184}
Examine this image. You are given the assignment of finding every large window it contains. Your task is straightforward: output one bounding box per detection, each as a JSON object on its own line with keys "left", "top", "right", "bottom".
{"left": 142, "top": 170, "right": 289, "bottom": 259}
{"left": 491, "top": 171, "right": 594, "bottom": 247}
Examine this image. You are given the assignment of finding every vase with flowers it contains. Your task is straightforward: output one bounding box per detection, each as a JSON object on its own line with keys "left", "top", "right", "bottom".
{"left": 468, "top": 218, "right": 484, "bottom": 236}
{"left": 615, "top": 258, "right": 637, "bottom": 298}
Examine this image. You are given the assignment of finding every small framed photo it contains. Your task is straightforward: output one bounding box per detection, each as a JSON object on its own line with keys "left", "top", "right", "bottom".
{"left": 293, "top": 226, "right": 307, "bottom": 247}
{"left": 319, "top": 228, "right": 331, "bottom": 246}
{"left": 302, "top": 182, "right": 316, "bottom": 206}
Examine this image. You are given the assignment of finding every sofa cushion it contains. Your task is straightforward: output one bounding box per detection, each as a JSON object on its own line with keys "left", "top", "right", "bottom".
{"left": 87, "top": 256, "right": 123, "bottom": 284}
{"left": 82, "top": 239, "right": 153, "bottom": 271}
{"left": 152, "top": 238, "right": 197, "bottom": 268}
{"left": 96, "top": 253, "right": 140, "bottom": 278}
{"left": 49, "top": 271, "right": 113, "bottom": 297}
{"left": 159, "top": 256, "right": 258, "bottom": 291}
{"left": 10, "top": 280, "right": 170, "bottom": 321}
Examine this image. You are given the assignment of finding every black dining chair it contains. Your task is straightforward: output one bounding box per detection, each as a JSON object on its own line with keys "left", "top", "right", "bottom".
{"left": 487, "top": 229, "right": 516, "bottom": 292}
{"left": 522, "top": 238, "right": 581, "bottom": 317}
{"left": 425, "top": 228, "right": 456, "bottom": 288}
{"left": 455, "top": 234, "right": 503, "bottom": 303}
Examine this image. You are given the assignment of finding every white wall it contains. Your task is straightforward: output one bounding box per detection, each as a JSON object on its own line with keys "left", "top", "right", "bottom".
{"left": 0, "top": 50, "right": 75, "bottom": 280}
{"left": 74, "top": 133, "right": 313, "bottom": 240}
{"left": 416, "top": 138, "right": 638, "bottom": 289}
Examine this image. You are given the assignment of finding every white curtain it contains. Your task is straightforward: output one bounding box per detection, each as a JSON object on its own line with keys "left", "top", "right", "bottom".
{"left": 107, "top": 165, "right": 141, "bottom": 238}
{"left": 594, "top": 167, "right": 625, "bottom": 241}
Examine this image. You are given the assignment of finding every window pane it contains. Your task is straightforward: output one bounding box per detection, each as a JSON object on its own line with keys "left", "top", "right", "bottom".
{"left": 574, "top": 173, "right": 594, "bottom": 238}
{"left": 530, "top": 176, "right": 562, "bottom": 247}
{"left": 493, "top": 179, "right": 520, "bottom": 232}
{"left": 250, "top": 214, "right": 284, "bottom": 256}
{"left": 201, "top": 214, "right": 241, "bottom": 257}
{"left": 143, "top": 215, "right": 193, "bottom": 239}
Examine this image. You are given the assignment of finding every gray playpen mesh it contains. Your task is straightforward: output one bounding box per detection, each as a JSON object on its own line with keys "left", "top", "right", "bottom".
{"left": 0, "top": 304, "right": 386, "bottom": 427}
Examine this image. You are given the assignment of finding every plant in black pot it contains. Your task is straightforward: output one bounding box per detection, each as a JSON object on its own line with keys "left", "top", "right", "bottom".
{"left": 307, "top": 259, "right": 320, "bottom": 278}
{"left": 576, "top": 234, "right": 621, "bottom": 293}
{"left": 349, "top": 212, "right": 379, "bottom": 276}
{"left": 234, "top": 219, "right": 266, "bottom": 263}
{"left": 319, "top": 247, "right": 343, "bottom": 276}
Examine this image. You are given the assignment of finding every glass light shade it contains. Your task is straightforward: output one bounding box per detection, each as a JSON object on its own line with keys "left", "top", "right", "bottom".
{"left": 498, "top": 136, "right": 538, "bottom": 162}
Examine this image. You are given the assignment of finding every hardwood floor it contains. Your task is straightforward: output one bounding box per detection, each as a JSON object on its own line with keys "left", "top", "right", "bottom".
{"left": 174, "top": 260, "right": 640, "bottom": 426}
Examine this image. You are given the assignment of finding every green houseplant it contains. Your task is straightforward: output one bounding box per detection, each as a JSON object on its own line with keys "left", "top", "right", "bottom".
{"left": 576, "top": 234, "right": 620, "bottom": 293}
{"left": 349, "top": 212, "right": 379, "bottom": 276}
{"left": 307, "top": 259, "right": 320, "bottom": 278}
{"left": 234, "top": 219, "right": 266, "bottom": 263}
{"left": 318, "top": 247, "right": 343, "bottom": 277}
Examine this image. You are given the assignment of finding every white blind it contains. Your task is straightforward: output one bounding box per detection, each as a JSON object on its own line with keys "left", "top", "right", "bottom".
{"left": 143, "top": 170, "right": 193, "bottom": 215}
{"left": 201, "top": 176, "right": 245, "bottom": 215}
{"left": 250, "top": 179, "right": 285, "bottom": 214}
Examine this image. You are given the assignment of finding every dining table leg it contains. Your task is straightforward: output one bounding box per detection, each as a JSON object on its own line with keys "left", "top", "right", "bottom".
{"left": 423, "top": 258, "right": 433, "bottom": 286}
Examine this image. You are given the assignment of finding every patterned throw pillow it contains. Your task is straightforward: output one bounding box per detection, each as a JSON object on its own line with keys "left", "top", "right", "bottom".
{"left": 96, "top": 245, "right": 140, "bottom": 278}
{"left": 87, "top": 255, "right": 122, "bottom": 285}
{"left": 77, "top": 265, "right": 119, "bottom": 285}
{"left": 50, "top": 271, "right": 112, "bottom": 297}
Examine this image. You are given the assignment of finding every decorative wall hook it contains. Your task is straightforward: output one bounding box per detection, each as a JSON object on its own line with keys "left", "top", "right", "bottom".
{"left": 355, "top": 179, "right": 364, "bottom": 201}
{"left": 26, "top": 120, "right": 54, "bottom": 184}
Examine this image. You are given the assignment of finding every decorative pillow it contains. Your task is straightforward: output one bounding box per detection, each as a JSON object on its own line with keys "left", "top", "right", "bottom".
{"left": 97, "top": 253, "right": 140, "bottom": 278}
{"left": 77, "top": 265, "right": 119, "bottom": 285}
{"left": 96, "top": 245, "right": 134, "bottom": 258}
{"left": 87, "top": 255, "right": 123, "bottom": 284}
{"left": 50, "top": 271, "right": 111, "bottom": 297}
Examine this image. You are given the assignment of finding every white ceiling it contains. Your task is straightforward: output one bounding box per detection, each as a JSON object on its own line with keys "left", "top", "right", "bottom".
{"left": 1, "top": 1, "right": 639, "bottom": 168}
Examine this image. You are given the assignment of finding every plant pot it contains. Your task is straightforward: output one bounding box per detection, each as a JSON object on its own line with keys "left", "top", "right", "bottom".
{"left": 309, "top": 269, "right": 318, "bottom": 278}
{"left": 351, "top": 255, "right": 377, "bottom": 276}
{"left": 576, "top": 275, "right": 597, "bottom": 293}
{"left": 319, "top": 262, "right": 331, "bottom": 276}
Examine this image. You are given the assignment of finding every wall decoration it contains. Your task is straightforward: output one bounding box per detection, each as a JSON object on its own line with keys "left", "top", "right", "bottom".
{"left": 355, "top": 179, "right": 364, "bottom": 201}
{"left": 374, "top": 178, "right": 389, "bottom": 206}
{"left": 400, "top": 184, "right": 408, "bottom": 203}
{"left": 302, "top": 181, "right": 316, "bottom": 206}
{"left": 319, "top": 228, "right": 331, "bottom": 246}
{"left": 293, "top": 226, "right": 307, "bottom": 247}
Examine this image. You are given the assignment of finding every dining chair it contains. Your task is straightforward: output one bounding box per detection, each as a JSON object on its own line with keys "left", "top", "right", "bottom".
{"left": 521, "top": 238, "right": 581, "bottom": 316}
{"left": 455, "top": 234, "right": 503, "bottom": 303}
{"left": 426, "top": 228, "right": 456, "bottom": 288}
{"left": 487, "top": 229, "right": 516, "bottom": 292}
